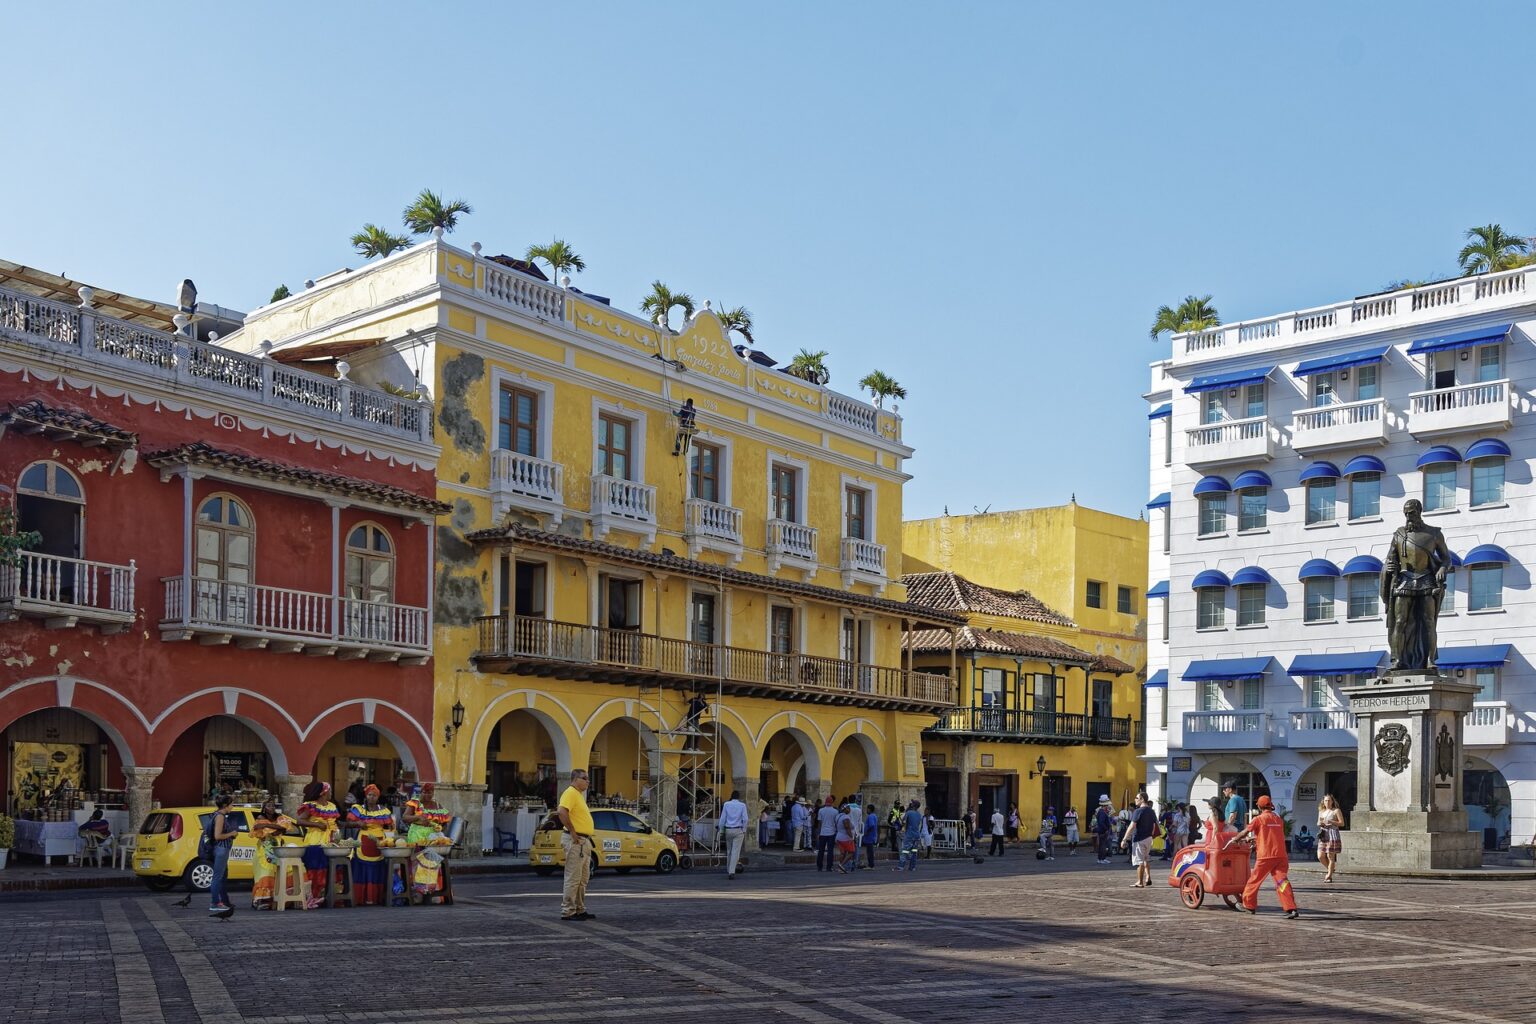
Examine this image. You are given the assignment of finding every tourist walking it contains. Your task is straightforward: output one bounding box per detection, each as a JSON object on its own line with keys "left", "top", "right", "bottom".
{"left": 1093, "top": 795, "right": 1114, "bottom": 863}
{"left": 1120, "top": 793, "right": 1158, "bottom": 887}
{"left": 845, "top": 795, "right": 863, "bottom": 870}
{"left": 835, "top": 803, "right": 858, "bottom": 874}
{"left": 1167, "top": 802, "right": 1189, "bottom": 857}
{"left": 1063, "top": 806, "right": 1079, "bottom": 855}
{"left": 862, "top": 803, "right": 880, "bottom": 868}
{"left": 1007, "top": 804, "right": 1020, "bottom": 842}
{"left": 1226, "top": 795, "right": 1299, "bottom": 919}
{"left": 988, "top": 805, "right": 1006, "bottom": 856}
{"left": 557, "top": 768, "right": 596, "bottom": 920}
{"left": 1317, "top": 794, "right": 1345, "bottom": 883}
{"left": 1038, "top": 807, "right": 1057, "bottom": 860}
{"left": 923, "top": 809, "right": 935, "bottom": 858}
{"left": 719, "top": 790, "right": 749, "bottom": 879}
{"left": 896, "top": 799, "right": 924, "bottom": 872}
{"left": 206, "top": 794, "right": 239, "bottom": 915}
{"left": 791, "top": 797, "right": 811, "bottom": 851}
{"left": 815, "top": 796, "right": 839, "bottom": 871}
{"left": 1222, "top": 781, "right": 1248, "bottom": 831}
{"left": 965, "top": 806, "right": 979, "bottom": 851}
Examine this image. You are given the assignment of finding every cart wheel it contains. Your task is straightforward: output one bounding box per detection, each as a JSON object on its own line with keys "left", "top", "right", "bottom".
{"left": 1179, "top": 874, "right": 1205, "bottom": 909}
{"left": 679, "top": 854, "right": 693, "bottom": 870}
{"left": 1222, "top": 894, "right": 1241, "bottom": 910}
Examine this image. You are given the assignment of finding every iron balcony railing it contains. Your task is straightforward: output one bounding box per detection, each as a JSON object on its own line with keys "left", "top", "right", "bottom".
{"left": 474, "top": 614, "right": 953, "bottom": 707}
{"left": 927, "top": 707, "right": 1133, "bottom": 744}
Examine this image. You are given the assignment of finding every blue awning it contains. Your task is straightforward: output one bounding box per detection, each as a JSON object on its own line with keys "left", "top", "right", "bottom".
{"left": 1147, "top": 581, "right": 1170, "bottom": 599}
{"left": 1286, "top": 651, "right": 1386, "bottom": 676}
{"left": 1341, "top": 555, "right": 1383, "bottom": 575}
{"left": 1299, "top": 559, "right": 1340, "bottom": 580}
{"left": 1232, "top": 470, "right": 1272, "bottom": 489}
{"left": 1231, "top": 566, "right": 1275, "bottom": 586}
{"left": 1416, "top": 445, "right": 1461, "bottom": 468}
{"left": 1292, "top": 344, "right": 1392, "bottom": 378}
{"left": 1464, "top": 544, "right": 1511, "bottom": 565}
{"left": 1184, "top": 366, "right": 1276, "bottom": 394}
{"left": 1191, "top": 569, "right": 1231, "bottom": 590}
{"left": 1146, "top": 492, "right": 1171, "bottom": 510}
{"left": 1194, "top": 475, "right": 1232, "bottom": 496}
{"left": 1406, "top": 323, "right": 1511, "bottom": 355}
{"left": 1466, "top": 438, "right": 1512, "bottom": 461}
{"left": 1437, "top": 644, "right": 1512, "bottom": 669}
{"left": 1183, "top": 657, "right": 1271, "bottom": 682}
{"left": 1449, "top": 550, "right": 1463, "bottom": 568}
{"left": 1299, "top": 461, "right": 1341, "bottom": 482}
{"left": 1148, "top": 403, "right": 1172, "bottom": 420}
{"left": 1343, "top": 455, "right": 1386, "bottom": 476}
{"left": 1145, "top": 669, "right": 1169, "bottom": 688}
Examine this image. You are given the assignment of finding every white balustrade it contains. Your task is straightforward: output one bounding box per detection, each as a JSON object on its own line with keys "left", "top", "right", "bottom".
{"left": 591, "top": 475, "right": 656, "bottom": 523}
{"left": 481, "top": 263, "right": 566, "bottom": 320}
{"left": 162, "top": 575, "right": 428, "bottom": 652}
{"left": 1292, "top": 398, "right": 1384, "bottom": 433}
{"left": 840, "top": 536, "right": 886, "bottom": 576}
{"left": 767, "top": 519, "right": 818, "bottom": 563}
{"left": 1466, "top": 705, "right": 1504, "bottom": 728}
{"left": 1293, "top": 309, "right": 1336, "bottom": 334}
{"left": 0, "top": 290, "right": 80, "bottom": 345}
{"left": 1409, "top": 282, "right": 1458, "bottom": 312}
{"left": 685, "top": 498, "right": 743, "bottom": 543}
{"left": 825, "top": 393, "right": 880, "bottom": 434}
{"left": 1186, "top": 415, "right": 1266, "bottom": 448}
{"left": 1183, "top": 327, "right": 1227, "bottom": 354}
{"left": 1410, "top": 379, "right": 1508, "bottom": 415}
{"left": 0, "top": 551, "right": 136, "bottom": 618}
{"left": 492, "top": 449, "right": 564, "bottom": 504}
{"left": 1237, "top": 318, "right": 1281, "bottom": 343}
{"left": 339, "top": 597, "right": 429, "bottom": 650}
{"left": 1290, "top": 709, "right": 1357, "bottom": 731}
{"left": 1185, "top": 711, "right": 1265, "bottom": 733}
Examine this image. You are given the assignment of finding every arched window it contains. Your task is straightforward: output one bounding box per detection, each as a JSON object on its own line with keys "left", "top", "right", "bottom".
{"left": 346, "top": 523, "right": 394, "bottom": 603}
{"left": 17, "top": 460, "right": 84, "bottom": 560}
{"left": 195, "top": 495, "right": 255, "bottom": 584}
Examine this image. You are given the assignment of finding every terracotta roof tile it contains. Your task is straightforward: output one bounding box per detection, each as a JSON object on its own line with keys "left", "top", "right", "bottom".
{"left": 900, "top": 571, "right": 1074, "bottom": 627}
{"left": 3, "top": 401, "right": 138, "bottom": 450}
{"left": 1091, "top": 654, "right": 1136, "bottom": 674}
{"left": 905, "top": 626, "right": 1095, "bottom": 663}
{"left": 143, "top": 442, "right": 450, "bottom": 516}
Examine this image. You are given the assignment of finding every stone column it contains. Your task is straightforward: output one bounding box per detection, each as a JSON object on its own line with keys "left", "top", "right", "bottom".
{"left": 121, "top": 766, "right": 163, "bottom": 832}
{"left": 433, "top": 782, "right": 488, "bottom": 858}
{"left": 803, "top": 777, "right": 832, "bottom": 806}
{"left": 654, "top": 775, "right": 679, "bottom": 832}
{"left": 277, "top": 774, "right": 313, "bottom": 816}
{"left": 733, "top": 776, "right": 764, "bottom": 849}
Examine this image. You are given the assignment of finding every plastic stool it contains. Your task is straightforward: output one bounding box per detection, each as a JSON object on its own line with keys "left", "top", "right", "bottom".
{"left": 324, "top": 851, "right": 355, "bottom": 909}
{"left": 273, "top": 852, "right": 310, "bottom": 912}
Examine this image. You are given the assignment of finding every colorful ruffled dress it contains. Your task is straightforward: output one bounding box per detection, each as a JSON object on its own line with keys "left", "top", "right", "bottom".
{"left": 298, "top": 800, "right": 339, "bottom": 906}
{"left": 348, "top": 804, "right": 394, "bottom": 905}
{"left": 405, "top": 798, "right": 452, "bottom": 896}
{"left": 250, "top": 814, "right": 295, "bottom": 909}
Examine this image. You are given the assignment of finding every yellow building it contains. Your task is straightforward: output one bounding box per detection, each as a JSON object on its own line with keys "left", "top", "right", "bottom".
{"left": 902, "top": 505, "right": 1148, "bottom": 833}
{"left": 230, "top": 239, "right": 963, "bottom": 848}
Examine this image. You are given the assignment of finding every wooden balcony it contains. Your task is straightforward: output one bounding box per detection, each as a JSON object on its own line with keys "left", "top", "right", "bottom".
{"left": 0, "top": 550, "right": 136, "bottom": 632}
{"left": 473, "top": 615, "right": 954, "bottom": 712}
{"left": 925, "top": 707, "right": 1133, "bottom": 745}
{"left": 160, "top": 575, "right": 429, "bottom": 663}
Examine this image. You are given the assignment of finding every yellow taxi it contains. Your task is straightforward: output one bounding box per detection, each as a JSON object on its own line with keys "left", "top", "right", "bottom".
{"left": 530, "top": 808, "right": 678, "bottom": 876}
{"left": 133, "top": 806, "right": 259, "bottom": 892}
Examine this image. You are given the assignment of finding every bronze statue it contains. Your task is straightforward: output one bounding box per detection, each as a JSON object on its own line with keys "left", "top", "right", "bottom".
{"left": 1381, "top": 499, "right": 1451, "bottom": 672}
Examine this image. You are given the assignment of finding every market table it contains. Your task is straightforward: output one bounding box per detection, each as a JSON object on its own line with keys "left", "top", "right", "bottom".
{"left": 13, "top": 820, "right": 79, "bottom": 864}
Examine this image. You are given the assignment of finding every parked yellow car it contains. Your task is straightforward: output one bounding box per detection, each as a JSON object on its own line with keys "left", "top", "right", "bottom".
{"left": 530, "top": 809, "right": 678, "bottom": 875}
{"left": 133, "top": 806, "right": 258, "bottom": 892}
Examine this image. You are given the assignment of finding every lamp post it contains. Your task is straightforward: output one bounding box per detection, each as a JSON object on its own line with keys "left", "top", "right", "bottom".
{"left": 1029, "top": 756, "right": 1047, "bottom": 780}
{"left": 445, "top": 700, "right": 465, "bottom": 744}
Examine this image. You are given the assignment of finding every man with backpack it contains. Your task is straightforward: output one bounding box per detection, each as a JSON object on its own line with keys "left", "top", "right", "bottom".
{"left": 1120, "top": 793, "right": 1159, "bottom": 888}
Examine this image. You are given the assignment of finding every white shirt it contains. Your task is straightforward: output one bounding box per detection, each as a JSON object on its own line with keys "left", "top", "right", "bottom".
{"left": 719, "top": 798, "right": 749, "bottom": 829}
{"left": 991, "top": 811, "right": 1006, "bottom": 835}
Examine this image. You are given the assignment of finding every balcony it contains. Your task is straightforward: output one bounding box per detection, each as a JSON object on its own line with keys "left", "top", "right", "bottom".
{"left": 490, "top": 449, "right": 564, "bottom": 525}
{"left": 590, "top": 475, "right": 657, "bottom": 544}
{"left": 473, "top": 615, "right": 953, "bottom": 711}
{"left": 766, "top": 519, "right": 818, "bottom": 573}
{"left": 925, "top": 707, "right": 1133, "bottom": 745}
{"left": 1181, "top": 710, "right": 1273, "bottom": 752}
{"left": 1184, "top": 416, "right": 1273, "bottom": 467}
{"left": 1290, "top": 399, "right": 1388, "bottom": 453}
{"left": 1464, "top": 702, "right": 1510, "bottom": 747}
{"left": 160, "top": 575, "right": 429, "bottom": 663}
{"left": 0, "top": 551, "right": 136, "bottom": 633}
{"left": 1407, "top": 380, "right": 1512, "bottom": 439}
{"left": 1287, "top": 708, "right": 1357, "bottom": 751}
{"left": 840, "top": 537, "right": 887, "bottom": 591}
{"left": 683, "top": 498, "right": 743, "bottom": 562}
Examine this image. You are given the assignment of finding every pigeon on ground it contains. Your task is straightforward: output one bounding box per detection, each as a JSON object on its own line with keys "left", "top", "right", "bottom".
{"left": 173, "top": 893, "right": 192, "bottom": 908}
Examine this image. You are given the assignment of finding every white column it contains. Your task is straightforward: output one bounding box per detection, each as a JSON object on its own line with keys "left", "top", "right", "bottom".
{"left": 180, "top": 472, "right": 195, "bottom": 622}
{"left": 329, "top": 502, "right": 342, "bottom": 639}
{"left": 425, "top": 515, "right": 436, "bottom": 652}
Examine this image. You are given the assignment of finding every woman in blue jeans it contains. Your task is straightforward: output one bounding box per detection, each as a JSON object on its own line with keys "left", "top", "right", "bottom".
{"left": 208, "top": 794, "right": 240, "bottom": 914}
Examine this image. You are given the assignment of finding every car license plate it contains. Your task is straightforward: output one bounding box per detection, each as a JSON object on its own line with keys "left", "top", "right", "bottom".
{"left": 539, "top": 855, "right": 553, "bottom": 863}
{"left": 139, "top": 859, "right": 153, "bottom": 870}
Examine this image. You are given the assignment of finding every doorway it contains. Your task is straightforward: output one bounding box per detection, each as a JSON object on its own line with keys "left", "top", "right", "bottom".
{"left": 1042, "top": 773, "right": 1070, "bottom": 835}
{"left": 1323, "top": 770, "right": 1357, "bottom": 828}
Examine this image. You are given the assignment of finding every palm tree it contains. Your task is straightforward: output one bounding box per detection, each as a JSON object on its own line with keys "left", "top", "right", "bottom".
{"left": 525, "top": 239, "right": 586, "bottom": 284}
{"left": 717, "top": 305, "right": 754, "bottom": 345}
{"left": 402, "top": 188, "right": 473, "bottom": 236}
{"left": 351, "top": 223, "right": 412, "bottom": 259}
{"left": 639, "top": 281, "right": 695, "bottom": 332}
{"left": 1458, "top": 224, "right": 1529, "bottom": 275}
{"left": 1148, "top": 295, "right": 1221, "bottom": 340}
{"left": 269, "top": 284, "right": 291, "bottom": 303}
{"left": 858, "top": 370, "right": 907, "bottom": 408}
{"left": 786, "top": 349, "right": 830, "bottom": 385}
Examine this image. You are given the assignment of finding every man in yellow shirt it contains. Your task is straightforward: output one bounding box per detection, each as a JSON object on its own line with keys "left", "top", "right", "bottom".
{"left": 556, "top": 768, "right": 595, "bottom": 921}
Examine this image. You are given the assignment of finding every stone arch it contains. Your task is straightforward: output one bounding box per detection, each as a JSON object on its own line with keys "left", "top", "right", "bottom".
{"left": 0, "top": 676, "right": 146, "bottom": 769}
{"left": 755, "top": 723, "right": 824, "bottom": 789}
{"left": 466, "top": 690, "right": 580, "bottom": 784}
{"left": 145, "top": 688, "right": 302, "bottom": 775}
{"left": 827, "top": 719, "right": 888, "bottom": 783}
{"left": 297, "top": 700, "right": 439, "bottom": 782}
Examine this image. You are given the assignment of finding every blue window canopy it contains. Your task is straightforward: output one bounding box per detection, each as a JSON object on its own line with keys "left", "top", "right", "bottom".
{"left": 1183, "top": 657, "right": 1271, "bottom": 682}
{"left": 1147, "top": 581, "right": 1170, "bottom": 599}
{"left": 1184, "top": 366, "right": 1277, "bottom": 395}
{"left": 1145, "top": 669, "right": 1169, "bottom": 689}
{"left": 1406, "top": 323, "right": 1511, "bottom": 356}
{"left": 1437, "top": 644, "right": 1512, "bottom": 670}
{"left": 1191, "top": 569, "right": 1231, "bottom": 590}
{"left": 1194, "top": 475, "right": 1232, "bottom": 496}
{"left": 1298, "top": 558, "right": 1340, "bottom": 580}
{"left": 1464, "top": 544, "right": 1511, "bottom": 565}
{"left": 1146, "top": 492, "right": 1171, "bottom": 510}
{"left": 1341, "top": 555, "right": 1383, "bottom": 576}
{"left": 1466, "top": 438, "right": 1512, "bottom": 461}
{"left": 1448, "top": 550, "right": 1463, "bottom": 568}
{"left": 1292, "top": 344, "right": 1392, "bottom": 378}
{"left": 1148, "top": 403, "right": 1172, "bottom": 420}
{"left": 1232, "top": 470, "right": 1272, "bottom": 490}
{"left": 1286, "top": 651, "right": 1386, "bottom": 677}
{"left": 1342, "top": 455, "right": 1386, "bottom": 476}
{"left": 1416, "top": 445, "right": 1462, "bottom": 468}
{"left": 1299, "top": 461, "right": 1342, "bottom": 482}
{"left": 1231, "top": 566, "right": 1275, "bottom": 586}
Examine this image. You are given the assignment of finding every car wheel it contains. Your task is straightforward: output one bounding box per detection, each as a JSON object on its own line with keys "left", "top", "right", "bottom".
{"left": 533, "top": 867, "right": 555, "bottom": 877}
{"left": 655, "top": 850, "right": 678, "bottom": 874}
{"left": 143, "top": 877, "right": 176, "bottom": 892}
{"left": 183, "top": 860, "right": 214, "bottom": 893}
{"left": 590, "top": 852, "right": 600, "bottom": 873}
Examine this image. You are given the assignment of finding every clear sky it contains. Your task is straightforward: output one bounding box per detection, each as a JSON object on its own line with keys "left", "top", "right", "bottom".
{"left": 6, "top": 3, "right": 1533, "bottom": 522}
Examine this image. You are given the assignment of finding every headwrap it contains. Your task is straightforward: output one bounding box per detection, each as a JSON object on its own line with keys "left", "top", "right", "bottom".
{"left": 421, "top": 782, "right": 435, "bottom": 797}
{"left": 319, "top": 781, "right": 332, "bottom": 798}
{"left": 363, "top": 784, "right": 381, "bottom": 800}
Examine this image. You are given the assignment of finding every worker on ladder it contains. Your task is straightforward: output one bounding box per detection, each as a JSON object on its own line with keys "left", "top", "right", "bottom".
{"left": 672, "top": 398, "right": 698, "bottom": 457}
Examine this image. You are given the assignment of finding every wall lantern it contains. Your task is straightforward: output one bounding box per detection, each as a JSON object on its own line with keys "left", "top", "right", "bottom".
{"left": 445, "top": 700, "right": 466, "bottom": 743}
{"left": 1029, "top": 756, "right": 1048, "bottom": 779}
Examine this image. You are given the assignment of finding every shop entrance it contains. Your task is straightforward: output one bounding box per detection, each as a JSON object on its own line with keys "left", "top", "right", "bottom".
{"left": 159, "top": 716, "right": 277, "bottom": 808}
{"left": 971, "top": 773, "right": 1016, "bottom": 831}
{"left": 1324, "top": 770, "right": 1358, "bottom": 827}
{"left": 1041, "top": 773, "right": 1070, "bottom": 834}
{"left": 3, "top": 708, "right": 125, "bottom": 817}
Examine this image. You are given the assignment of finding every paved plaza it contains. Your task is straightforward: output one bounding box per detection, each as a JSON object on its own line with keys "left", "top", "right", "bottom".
{"left": 3, "top": 857, "right": 1535, "bottom": 1024}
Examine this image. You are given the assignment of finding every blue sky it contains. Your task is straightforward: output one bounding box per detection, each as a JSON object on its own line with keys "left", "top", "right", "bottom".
{"left": 6, "top": 3, "right": 1533, "bottom": 522}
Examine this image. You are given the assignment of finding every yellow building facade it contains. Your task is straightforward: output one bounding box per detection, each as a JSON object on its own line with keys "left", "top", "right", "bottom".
{"left": 902, "top": 506, "right": 1149, "bottom": 834}
{"left": 232, "top": 240, "right": 963, "bottom": 849}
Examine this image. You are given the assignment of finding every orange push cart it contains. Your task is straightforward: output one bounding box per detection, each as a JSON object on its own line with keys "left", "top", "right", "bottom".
{"left": 1168, "top": 819, "right": 1251, "bottom": 910}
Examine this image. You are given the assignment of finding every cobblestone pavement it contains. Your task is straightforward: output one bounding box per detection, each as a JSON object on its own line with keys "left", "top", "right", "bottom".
{"left": 4, "top": 855, "right": 1536, "bottom": 1024}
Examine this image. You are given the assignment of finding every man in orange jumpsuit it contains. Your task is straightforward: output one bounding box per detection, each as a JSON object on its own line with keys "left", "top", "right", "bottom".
{"left": 1224, "top": 794, "right": 1299, "bottom": 919}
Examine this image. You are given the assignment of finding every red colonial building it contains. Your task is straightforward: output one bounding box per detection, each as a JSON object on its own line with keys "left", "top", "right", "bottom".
{"left": 0, "top": 262, "right": 446, "bottom": 836}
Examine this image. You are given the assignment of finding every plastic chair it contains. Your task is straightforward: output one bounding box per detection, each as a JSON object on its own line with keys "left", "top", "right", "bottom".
{"left": 273, "top": 851, "right": 310, "bottom": 912}
{"left": 494, "top": 828, "right": 520, "bottom": 854}
{"left": 324, "top": 851, "right": 355, "bottom": 909}
{"left": 113, "top": 834, "right": 137, "bottom": 871}
{"left": 77, "top": 833, "right": 107, "bottom": 868}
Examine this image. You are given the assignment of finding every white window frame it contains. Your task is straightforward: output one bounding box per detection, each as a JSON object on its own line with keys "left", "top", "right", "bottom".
{"left": 1422, "top": 464, "right": 1457, "bottom": 513}
{"left": 1202, "top": 392, "right": 1224, "bottom": 424}
{"left": 1346, "top": 574, "right": 1379, "bottom": 620}
{"left": 1162, "top": 418, "right": 1172, "bottom": 466}
{"left": 688, "top": 584, "right": 729, "bottom": 646}
{"left": 1470, "top": 457, "right": 1505, "bottom": 509}
{"left": 766, "top": 601, "right": 804, "bottom": 654}
{"left": 1303, "top": 578, "right": 1335, "bottom": 623}
{"left": 689, "top": 431, "right": 735, "bottom": 507}
{"left": 1477, "top": 343, "right": 1503, "bottom": 383}
{"left": 1244, "top": 383, "right": 1266, "bottom": 418}
{"left": 496, "top": 552, "right": 553, "bottom": 619}
{"left": 1304, "top": 676, "right": 1341, "bottom": 709}
{"left": 1348, "top": 472, "right": 1382, "bottom": 521}
{"left": 591, "top": 398, "right": 648, "bottom": 483}
{"left": 766, "top": 451, "right": 810, "bottom": 525}
{"left": 1198, "top": 495, "right": 1228, "bottom": 537}
{"left": 1354, "top": 364, "right": 1380, "bottom": 401}
{"left": 1474, "top": 667, "right": 1500, "bottom": 701}
{"left": 1237, "top": 487, "right": 1267, "bottom": 533}
{"left": 1440, "top": 569, "right": 1456, "bottom": 614}
{"left": 1198, "top": 680, "right": 1222, "bottom": 712}
{"left": 1310, "top": 372, "right": 1337, "bottom": 407}
{"left": 490, "top": 367, "right": 555, "bottom": 461}
{"left": 1196, "top": 588, "right": 1225, "bottom": 630}
{"left": 1469, "top": 564, "right": 1504, "bottom": 612}
{"left": 1305, "top": 479, "right": 1337, "bottom": 526}
{"left": 839, "top": 472, "right": 877, "bottom": 544}
{"left": 1235, "top": 583, "right": 1265, "bottom": 627}
{"left": 1162, "top": 507, "right": 1171, "bottom": 555}
{"left": 16, "top": 460, "right": 87, "bottom": 557}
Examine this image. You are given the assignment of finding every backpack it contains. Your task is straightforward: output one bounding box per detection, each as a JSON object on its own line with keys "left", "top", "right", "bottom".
{"left": 197, "top": 814, "right": 217, "bottom": 863}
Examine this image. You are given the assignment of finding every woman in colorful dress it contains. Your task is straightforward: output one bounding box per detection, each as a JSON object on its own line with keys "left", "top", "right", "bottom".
{"left": 404, "top": 783, "right": 452, "bottom": 902}
{"left": 347, "top": 784, "right": 394, "bottom": 906}
{"left": 250, "top": 798, "right": 291, "bottom": 910}
{"left": 1317, "top": 793, "right": 1346, "bottom": 883}
{"left": 296, "top": 781, "right": 340, "bottom": 909}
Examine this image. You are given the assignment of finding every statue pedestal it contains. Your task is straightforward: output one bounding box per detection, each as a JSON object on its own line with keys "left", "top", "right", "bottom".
{"left": 1337, "top": 673, "right": 1482, "bottom": 872}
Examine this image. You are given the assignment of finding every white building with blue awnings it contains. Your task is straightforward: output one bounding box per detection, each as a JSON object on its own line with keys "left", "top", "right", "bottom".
{"left": 1143, "top": 267, "right": 1536, "bottom": 853}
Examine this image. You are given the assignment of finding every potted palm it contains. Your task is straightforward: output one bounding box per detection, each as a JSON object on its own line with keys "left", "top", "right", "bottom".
{"left": 0, "top": 812, "right": 13, "bottom": 869}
